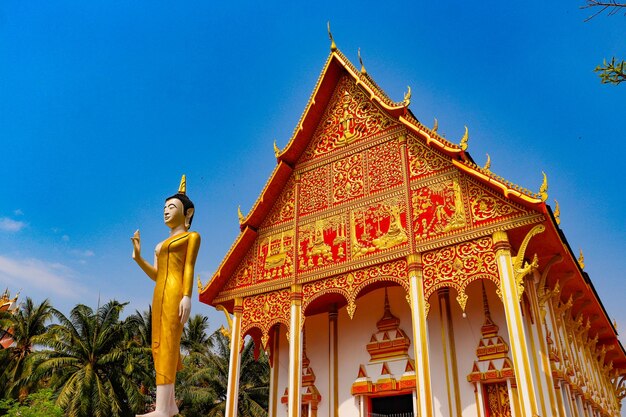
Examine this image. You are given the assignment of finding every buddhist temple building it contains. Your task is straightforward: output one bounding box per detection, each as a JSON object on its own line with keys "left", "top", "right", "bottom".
{"left": 199, "top": 36, "right": 626, "bottom": 417}
{"left": 0, "top": 289, "right": 18, "bottom": 349}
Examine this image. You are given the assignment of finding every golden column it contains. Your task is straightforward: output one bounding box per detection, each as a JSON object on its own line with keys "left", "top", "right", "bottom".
{"left": 288, "top": 284, "right": 303, "bottom": 417}
{"left": 407, "top": 253, "right": 433, "bottom": 417}
{"left": 492, "top": 231, "right": 540, "bottom": 416}
{"left": 225, "top": 298, "right": 243, "bottom": 417}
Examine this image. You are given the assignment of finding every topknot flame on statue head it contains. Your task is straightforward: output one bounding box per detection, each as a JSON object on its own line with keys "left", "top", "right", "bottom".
{"left": 166, "top": 174, "right": 194, "bottom": 227}
{"left": 178, "top": 174, "right": 187, "bottom": 195}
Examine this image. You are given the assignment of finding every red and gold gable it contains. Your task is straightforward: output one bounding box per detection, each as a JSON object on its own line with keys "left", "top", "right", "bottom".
{"left": 300, "top": 75, "right": 399, "bottom": 163}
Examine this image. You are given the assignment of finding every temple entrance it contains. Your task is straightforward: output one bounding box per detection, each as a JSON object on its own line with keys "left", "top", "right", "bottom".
{"left": 370, "top": 394, "right": 414, "bottom": 417}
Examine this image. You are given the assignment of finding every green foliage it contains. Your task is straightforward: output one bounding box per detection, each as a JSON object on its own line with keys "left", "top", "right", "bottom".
{"left": 0, "top": 389, "right": 63, "bottom": 417}
{"left": 35, "top": 301, "right": 152, "bottom": 417}
{"left": 595, "top": 57, "right": 626, "bottom": 84}
{"left": 0, "top": 298, "right": 54, "bottom": 399}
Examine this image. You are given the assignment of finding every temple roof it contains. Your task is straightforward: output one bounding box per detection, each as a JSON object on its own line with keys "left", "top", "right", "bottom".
{"left": 198, "top": 45, "right": 625, "bottom": 373}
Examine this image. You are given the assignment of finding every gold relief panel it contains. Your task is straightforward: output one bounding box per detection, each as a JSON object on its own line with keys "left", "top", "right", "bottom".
{"left": 241, "top": 288, "right": 291, "bottom": 349}
{"left": 412, "top": 176, "right": 467, "bottom": 241}
{"left": 299, "top": 164, "right": 331, "bottom": 216}
{"left": 350, "top": 197, "right": 408, "bottom": 259}
{"left": 224, "top": 245, "right": 257, "bottom": 291}
{"left": 466, "top": 179, "right": 527, "bottom": 226}
{"left": 297, "top": 214, "right": 347, "bottom": 273}
{"left": 407, "top": 135, "right": 451, "bottom": 180}
{"left": 257, "top": 229, "right": 295, "bottom": 282}
{"left": 301, "top": 75, "right": 397, "bottom": 161}
{"left": 422, "top": 237, "right": 499, "bottom": 312}
{"left": 367, "top": 138, "right": 403, "bottom": 194}
{"left": 262, "top": 177, "right": 296, "bottom": 228}
{"left": 332, "top": 153, "right": 364, "bottom": 204}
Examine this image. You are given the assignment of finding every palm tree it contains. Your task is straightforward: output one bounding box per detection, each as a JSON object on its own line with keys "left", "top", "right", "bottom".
{"left": 182, "top": 330, "right": 269, "bottom": 417}
{"left": 181, "top": 314, "right": 212, "bottom": 355}
{"left": 35, "top": 300, "right": 151, "bottom": 417}
{"left": 0, "top": 298, "right": 54, "bottom": 400}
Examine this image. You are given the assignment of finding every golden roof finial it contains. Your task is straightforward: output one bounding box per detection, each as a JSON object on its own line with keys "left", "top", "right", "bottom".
{"left": 327, "top": 21, "right": 337, "bottom": 52}
{"left": 484, "top": 153, "right": 491, "bottom": 171}
{"left": 578, "top": 249, "right": 585, "bottom": 270}
{"left": 459, "top": 126, "right": 469, "bottom": 151}
{"left": 273, "top": 139, "right": 280, "bottom": 158}
{"left": 197, "top": 275, "right": 203, "bottom": 292}
{"left": 358, "top": 48, "right": 367, "bottom": 75}
{"left": 554, "top": 199, "right": 561, "bottom": 225}
{"left": 432, "top": 118, "right": 438, "bottom": 133}
{"left": 238, "top": 205, "right": 244, "bottom": 225}
{"left": 539, "top": 171, "right": 548, "bottom": 202}
{"left": 403, "top": 86, "right": 411, "bottom": 107}
{"left": 178, "top": 174, "right": 187, "bottom": 195}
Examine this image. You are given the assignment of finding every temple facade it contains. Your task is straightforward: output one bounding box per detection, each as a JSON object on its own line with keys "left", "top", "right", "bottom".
{"left": 199, "top": 41, "right": 626, "bottom": 417}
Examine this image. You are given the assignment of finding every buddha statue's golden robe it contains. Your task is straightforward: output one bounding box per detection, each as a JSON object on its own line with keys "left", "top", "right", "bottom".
{"left": 152, "top": 231, "right": 201, "bottom": 385}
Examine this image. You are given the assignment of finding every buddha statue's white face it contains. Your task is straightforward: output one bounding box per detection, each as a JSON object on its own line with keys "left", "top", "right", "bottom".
{"left": 164, "top": 198, "right": 185, "bottom": 229}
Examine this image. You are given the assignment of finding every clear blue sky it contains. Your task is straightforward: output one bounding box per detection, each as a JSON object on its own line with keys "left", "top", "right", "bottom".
{"left": 0, "top": 0, "right": 624, "bottom": 350}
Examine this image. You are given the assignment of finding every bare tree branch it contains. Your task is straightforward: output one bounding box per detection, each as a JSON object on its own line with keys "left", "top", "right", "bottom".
{"left": 582, "top": 0, "right": 626, "bottom": 21}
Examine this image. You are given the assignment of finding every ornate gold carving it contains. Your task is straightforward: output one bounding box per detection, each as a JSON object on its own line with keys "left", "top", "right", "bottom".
{"left": 303, "top": 76, "right": 396, "bottom": 160}
{"left": 332, "top": 153, "right": 364, "bottom": 203}
{"left": 483, "top": 153, "right": 491, "bottom": 171}
{"left": 238, "top": 205, "right": 245, "bottom": 225}
{"left": 403, "top": 86, "right": 411, "bottom": 107}
{"left": 350, "top": 198, "right": 408, "bottom": 258}
{"left": 406, "top": 136, "right": 450, "bottom": 178}
{"left": 553, "top": 199, "right": 561, "bottom": 225}
{"left": 422, "top": 237, "right": 499, "bottom": 313}
{"left": 367, "top": 139, "right": 403, "bottom": 194}
{"left": 241, "top": 289, "right": 291, "bottom": 349}
{"left": 298, "top": 214, "right": 347, "bottom": 272}
{"left": 215, "top": 304, "right": 233, "bottom": 340}
{"left": 301, "top": 259, "right": 409, "bottom": 319}
{"left": 258, "top": 230, "right": 294, "bottom": 281}
{"left": 327, "top": 21, "right": 337, "bottom": 52}
{"left": 578, "top": 249, "right": 585, "bottom": 270}
{"left": 264, "top": 177, "right": 296, "bottom": 226}
{"left": 273, "top": 139, "right": 281, "bottom": 158}
{"left": 299, "top": 165, "right": 330, "bottom": 216}
{"left": 539, "top": 171, "right": 548, "bottom": 202}
{"left": 485, "top": 382, "right": 512, "bottom": 416}
{"left": 467, "top": 181, "right": 525, "bottom": 223}
{"left": 412, "top": 177, "right": 467, "bottom": 240}
{"left": 512, "top": 224, "right": 545, "bottom": 300}
{"left": 459, "top": 126, "right": 469, "bottom": 151}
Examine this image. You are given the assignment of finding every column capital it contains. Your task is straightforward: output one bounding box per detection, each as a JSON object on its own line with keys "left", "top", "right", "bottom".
{"left": 407, "top": 253, "right": 423, "bottom": 269}
{"left": 397, "top": 133, "right": 407, "bottom": 145}
{"left": 290, "top": 284, "right": 303, "bottom": 303}
{"left": 492, "top": 230, "right": 511, "bottom": 252}
{"left": 233, "top": 297, "right": 243, "bottom": 314}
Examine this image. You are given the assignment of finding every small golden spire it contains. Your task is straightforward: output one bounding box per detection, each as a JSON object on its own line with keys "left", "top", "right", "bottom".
{"left": 578, "top": 249, "right": 585, "bottom": 270}
{"left": 403, "top": 86, "right": 411, "bottom": 107}
{"left": 539, "top": 171, "right": 548, "bottom": 202}
{"left": 358, "top": 48, "right": 367, "bottom": 75}
{"left": 327, "top": 21, "right": 337, "bottom": 52}
{"left": 273, "top": 139, "right": 280, "bottom": 158}
{"left": 197, "top": 275, "right": 203, "bottom": 292}
{"left": 178, "top": 174, "right": 187, "bottom": 195}
{"left": 432, "top": 118, "right": 438, "bottom": 133}
{"left": 483, "top": 153, "right": 491, "bottom": 171}
{"left": 554, "top": 199, "right": 561, "bottom": 225}
{"left": 238, "top": 205, "right": 244, "bottom": 225}
{"left": 459, "top": 126, "right": 469, "bottom": 151}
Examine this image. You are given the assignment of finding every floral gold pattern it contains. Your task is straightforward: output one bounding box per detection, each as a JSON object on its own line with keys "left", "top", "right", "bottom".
{"left": 241, "top": 289, "right": 291, "bottom": 349}
{"left": 422, "top": 237, "right": 498, "bottom": 313}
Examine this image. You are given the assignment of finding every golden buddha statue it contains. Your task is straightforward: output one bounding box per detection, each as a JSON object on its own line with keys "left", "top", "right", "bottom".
{"left": 131, "top": 175, "right": 201, "bottom": 417}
